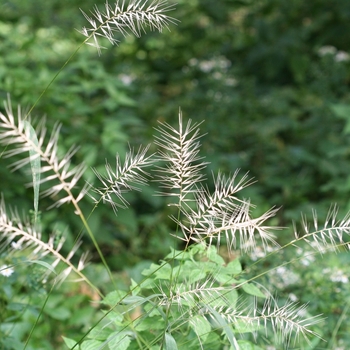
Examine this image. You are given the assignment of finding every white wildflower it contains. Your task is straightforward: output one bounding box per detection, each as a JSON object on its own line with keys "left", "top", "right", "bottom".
{"left": 330, "top": 269, "right": 349, "bottom": 283}
{"left": 199, "top": 60, "right": 216, "bottom": 72}
{"left": 289, "top": 293, "right": 298, "bottom": 302}
{"left": 300, "top": 254, "right": 315, "bottom": 266}
{"left": 272, "top": 266, "right": 299, "bottom": 288}
{"left": 335, "top": 51, "right": 350, "bottom": 62}
{"left": 188, "top": 58, "right": 198, "bottom": 66}
{"left": 318, "top": 45, "right": 337, "bottom": 56}
{"left": 118, "top": 74, "right": 134, "bottom": 86}
{"left": 0, "top": 264, "right": 14, "bottom": 277}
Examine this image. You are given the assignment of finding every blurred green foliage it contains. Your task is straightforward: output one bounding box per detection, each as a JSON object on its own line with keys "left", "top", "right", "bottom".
{"left": 1, "top": 0, "right": 350, "bottom": 260}
{"left": 1, "top": 0, "right": 350, "bottom": 347}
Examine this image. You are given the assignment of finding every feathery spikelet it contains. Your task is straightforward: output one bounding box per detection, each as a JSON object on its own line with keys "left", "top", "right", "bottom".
{"left": 141, "top": 244, "right": 323, "bottom": 348}
{"left": 0, "top": 197, "right": 88, "bottom": 285}
{"left": 154, "top": 111, "right": 208, "bottom": 204}
{"left": 155, "top": 112, "right": 279, "bottom": 252}
{"left": 80, "top": 0, "right": 178, "bottom": 54}
{"left": 91, "top": 145, "right": 154, "bottom": 213}
{"left": 0, "top": 97, "right": 88, "bottom": 209}
{"left": 296, "top": 204, "right": 350, "bottom": 253}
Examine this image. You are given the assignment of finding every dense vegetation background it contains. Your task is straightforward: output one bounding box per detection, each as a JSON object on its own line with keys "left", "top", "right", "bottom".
{"left": 2, "top": 0, "right": 350, "bottom": 261}
{"left": 1, "top": 0, "right": 350, "bottom": 348}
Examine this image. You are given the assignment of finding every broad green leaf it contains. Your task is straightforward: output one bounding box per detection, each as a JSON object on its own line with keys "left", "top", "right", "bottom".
{"left": 237, "top": 339, "right": 264, "bottom": 350}
{"left": 204, "top": 288, "right": 238, "bottom": 310}
{"left": 330, "top": 103, "right": 350, "bottom": 119}
{"left": 214, "top": 272, "right": 240, "bottom": 285}
{"left": 165, "top": 247, "right": 191, "bottom": 260}
{"left": 101, "top": 290, "right": 128, "bottom": 306}
{"left": 107, "top": 332, "right": 131, "bottom": 350}
{"left": 189, "top": 243, "right": 207, "bottom": 255}
{"left": 206, "top": 246, "right": 225, "bottom": 265}
{"left": 224, "top": 289, "right": 239, "bottom": 307}
{"left": 44, "top": 306, "right": 71, "bottom": 320}
{"left": 190, "top": 315, "right": 211, "bottom": 343}
{"left": 7, "top": 302, "right": 28, "bottom": 311}
{"left": 134, "top": 315, "right": 164, "bottom": 331}
{"left": 225, "top": 259, "right": 242, "bottom": 275}
{"left": 164, "top": 332, "right": 178, "bottom": 350}
{"left": 138, "top": 276, "right": 155, "bottom": 289}
{"left": 105, "top": 311, "right": 124, "bottom": 324}
{"left": 241, "top": 283, "right": 265, "bottom": 298}
{"left": 154, "top": 263, "right": 172, "bottom": 280}
{"left": 0, "top": 336, "right": 22, "bottom": 350}
{"left": 173, "top": 263, "right": 206, "bottom": 284}
{"left": 330, "top": 103, "right": 350, "bottom": 134}
{"left": 142, "top": 262, "right": 171, "bottom": 280}
{"left": 234, "top": 320, "right": 262, "bottom": 334}
{"left": 89, "top": 327, "right": 113, "bottom": 341}
{"left": 62, "top": 336, "right": 80, "bottom": 349}
{"left": 24, "top": 120, "right": 40, "bottom": 224}
{"left": 80, "top": 340, "right": 103, "bottom": 350}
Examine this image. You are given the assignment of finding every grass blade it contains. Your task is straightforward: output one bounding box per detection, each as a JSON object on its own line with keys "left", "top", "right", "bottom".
{"left": 24, "top": 120, "right": 41, "bottom": 224}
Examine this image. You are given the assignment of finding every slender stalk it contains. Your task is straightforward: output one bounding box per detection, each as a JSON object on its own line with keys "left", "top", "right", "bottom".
{"left": 24, "top": 40, "right": 87, "bottom": 120}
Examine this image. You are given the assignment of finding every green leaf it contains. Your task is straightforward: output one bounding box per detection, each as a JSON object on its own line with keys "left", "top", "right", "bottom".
{"left": 164, "top": 332, "right": 178, "bottom": 350}
{"left": 237, "top": 339, "right": 264, "bottom": 350}
{"left": 23, "top": 120, "right": 40, "bottom": 224}
{"left": 7, "top": 302, "right": 28, "bottom": 311}
{"left": 330, "top": 103, "right": 350, "bottom": 134}
{"left": 173, "top": 262, "right": 206, "bottom": 284}
{"left": 330, "top": 103, "right": 350, "bottom": 119}
{"left": 190, "top": 315, "right": 211, "bottom": 343}
{"left": 142, "top": 262, "right": 171, "bottom": 280}
{"left": 189, "top": 243, "right": 207, "bottom": 255}
{"left": 241, "top": 283, "right": 265, "bottom": 298}
{"left": 62, "top": 336, "right": 80, "bottom": 349}
{"left": 214, "top": 273, "right": 240, "bottom": 285}
{"left": 107, "top": 332, "right": 131, "bottom": 350}
{"left": 101, "top": 290, "right": 128, "bottom": 306}
{"left": 80, "top": 340, "right": 103, "bottom": 350}
{"left": 130, "top": 278, "right": 141, "bottom": 296}
{"left": 164, "top": 247, "right": 191, "bottom": 260}
{"left": 234, "top": 320, "right": 262, "bottom": 334}
{"left": 152, "top": 263, "right": 173, "bottom": 280}
{"left": 89, "top": 327, "right": 113, "bottom": 341}
{"left": 224, "top": 289, "right": 239, "bottom": 307}
{"left": 44, "top": 306, "right": 71, "bottom": 320}
{"left": 225, "top": 259, "right": 242, "bottom": 275}
{"left": 206, "top": 246, "right": 225, "bottom": 265}
{"left": 1, "top": 336, "right": 24, "bottom": 350}
{"left": 135, "top": 315, "right": 164, "bottom": 331}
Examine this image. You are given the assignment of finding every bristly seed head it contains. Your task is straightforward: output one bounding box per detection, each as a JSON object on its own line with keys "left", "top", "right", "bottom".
{"left": 80, "top": 0, "right": 178, "bottom": 54}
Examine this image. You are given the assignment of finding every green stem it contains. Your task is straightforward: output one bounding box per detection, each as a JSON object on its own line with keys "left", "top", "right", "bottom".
{"left": 24, "top": 39, "right": 87, "bottom": 120}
